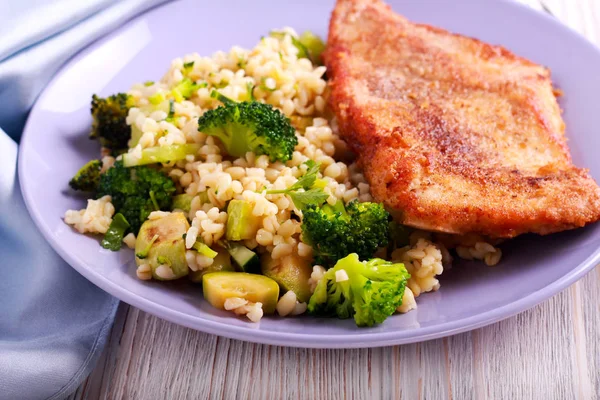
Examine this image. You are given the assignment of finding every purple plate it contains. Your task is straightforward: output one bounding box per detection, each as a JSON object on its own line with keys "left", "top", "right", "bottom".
{"left": 18, "top": 0, "right": 600, "bottom": 348}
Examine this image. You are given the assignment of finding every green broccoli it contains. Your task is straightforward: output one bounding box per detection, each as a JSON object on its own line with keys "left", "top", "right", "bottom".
{"left": 308, "top": 253, "right": 410, "bottom": 327}
{"left": 96, "top": 161, "right": 176, "bottom": 234}
{"left": 197, "top": 90, "right": 297, "bottom": 162}
{"left": 90, "top": 93, "right": 135, "bottom": 154}
{"left": 69, "top": 159, "right": 102, "bottom": 192}
{"left": 301, "top": 200, "right": 390, "bottom": 267}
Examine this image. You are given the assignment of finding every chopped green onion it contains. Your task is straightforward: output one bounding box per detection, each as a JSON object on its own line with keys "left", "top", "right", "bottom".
{"left": 165, "top": 99, "right": 176, "bottom": 123}
{"left": 192, "top": 241, "right": 218, "bottom": 258}
{"left": 101, "top": 213, "right": 130, "bottom": 251}
{"left": 246, "top": 82, "right": 256, "bottom": 101}
{"left": 213, "top": 80, "right": 229, "bottom": 89}
{"left": 171, "top": 78, "right": 201, "bottom": 102}
{"left": 210, "top": 90, "right": 235, "bottom": 105}
{"left": 157, "top": 255, "right": 172, "bottom": 266}
{"left": 183, "top": 61, "right": 195, "bottom": 71}
{"left": 136, "top": 234, "right": 159, "bottom": 259}
{"left": 149, "top": 92, "right": 166, "bottom": 105}
{"left": 259, "top": 77, "right": 276, "bottom": 92}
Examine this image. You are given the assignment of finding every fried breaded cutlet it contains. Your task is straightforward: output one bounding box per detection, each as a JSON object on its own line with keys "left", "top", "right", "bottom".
{"left": 325, "top": 0, "right": 600, "bottom": 238}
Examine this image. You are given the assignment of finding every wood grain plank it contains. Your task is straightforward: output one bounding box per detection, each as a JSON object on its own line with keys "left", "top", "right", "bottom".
{"left": 420, "top": 340, "right": 451, "bottom": 400}
{"left": 582, "top": 268, "right": 600, "bottom": 397}
{"left": 546, "top": 1, "right": 600, "bottom": 399}
{"left": 570, "top": 282, "right": 593, "bottom": 400}
{"left": 476, "top": 290, "right": 579, "bottom": 400}
{"left": 67, "top": 303, "right": 130, "bottom": 400}
{"left": 446, "top": 333, "right": 475, "bottom": 400}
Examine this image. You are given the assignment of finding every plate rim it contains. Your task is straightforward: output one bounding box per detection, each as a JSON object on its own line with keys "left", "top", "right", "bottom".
{"left": 17, "top": 0, "right": 600, "bottom": 348}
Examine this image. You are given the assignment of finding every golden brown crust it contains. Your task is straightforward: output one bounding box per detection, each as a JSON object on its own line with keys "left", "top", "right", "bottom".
{"left": 326, "top": 0, "right": 600, "bottom": 238}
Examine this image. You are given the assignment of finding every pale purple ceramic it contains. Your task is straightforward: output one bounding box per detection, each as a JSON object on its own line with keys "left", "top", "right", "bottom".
{"left": 18, "top": 0, "right": 600, "bottom": 348}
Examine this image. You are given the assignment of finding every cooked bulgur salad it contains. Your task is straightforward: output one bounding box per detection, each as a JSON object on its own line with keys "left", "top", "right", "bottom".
{"left": 64, "top": 29, "right": 501, "bottom": 326}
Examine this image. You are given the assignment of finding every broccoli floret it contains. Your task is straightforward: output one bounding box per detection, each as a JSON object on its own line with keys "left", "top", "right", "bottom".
{"left": 197, "top": 91, "right": 297, "bottom": 162}
{"left": 308, "top": 253, "right": 410, "bottom": 327}
{"left": 301, "top": 200, "right": 390, "bottom": 267}
{"left": 69, "top": 159, "right": 102, "bottom": 192}
{"left": 96, "top": 161, "right": 176, "bottom": 234}
{"left": 90, "top": 93, "right": 135, "bottom": 154}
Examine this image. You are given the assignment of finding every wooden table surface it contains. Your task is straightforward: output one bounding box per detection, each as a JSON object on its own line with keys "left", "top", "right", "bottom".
{"left": 69, "top": 1, "right": 600, "bottom": 398}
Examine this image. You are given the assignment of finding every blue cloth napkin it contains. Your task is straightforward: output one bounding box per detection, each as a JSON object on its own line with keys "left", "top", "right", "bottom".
{"left": 0, "top": 1, "right": 169, "bottom": 399}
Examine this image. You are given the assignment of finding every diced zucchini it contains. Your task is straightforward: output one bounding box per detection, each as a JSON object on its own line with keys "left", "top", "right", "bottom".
{"left": 298, "top": 31, "right": 326, "bottom": 65}
{"left": 226, "top": 200, "right": 261, "bottom": 241}
{"left": 171, "top": 193, "right": 194, "bottom": 212}
{"left": 202, "top": 272, "right": 279, "bottom": 314}
{"left": 189, "top": 248, "right": 235, "bottom": 282}
{"left": 128, "top": 124, "right": 144, "bottom": 148}
{"left": 198, "top": 191, "right": 210, "bottom": 205}
{"left": 227, "top": 242, "right": 260, "bottom": 273}
{"left": 138, "top": 98, "right": 172, "bottom": 121}
{"left": 261, "top": 253, "right": 312, "bottom": 302}
{"left": 135, "top": 212, "right": 189, "bottom": 280}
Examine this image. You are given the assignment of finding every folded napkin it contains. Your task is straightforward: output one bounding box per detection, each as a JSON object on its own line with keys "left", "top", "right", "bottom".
{"left": 0, "top": 1, "right": 169, "bottom": 399}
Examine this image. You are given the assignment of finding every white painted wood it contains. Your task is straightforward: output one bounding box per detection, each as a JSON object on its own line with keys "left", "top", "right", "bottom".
{"left": 583, "top": 268, "right": 600, "bottom": 397}
{"left": 477, "top": 290, "right": 580, "bottom": 399}
{"left": 67, "top": 1, "right": 600, "bottom": 399}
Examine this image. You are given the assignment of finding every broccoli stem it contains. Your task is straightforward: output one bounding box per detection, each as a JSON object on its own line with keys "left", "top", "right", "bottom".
{"left": 149, "top": 191, "right": 160, "bottom": 211}
{"left": 122, "top": 144, "right": 200, "bottom": 167}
